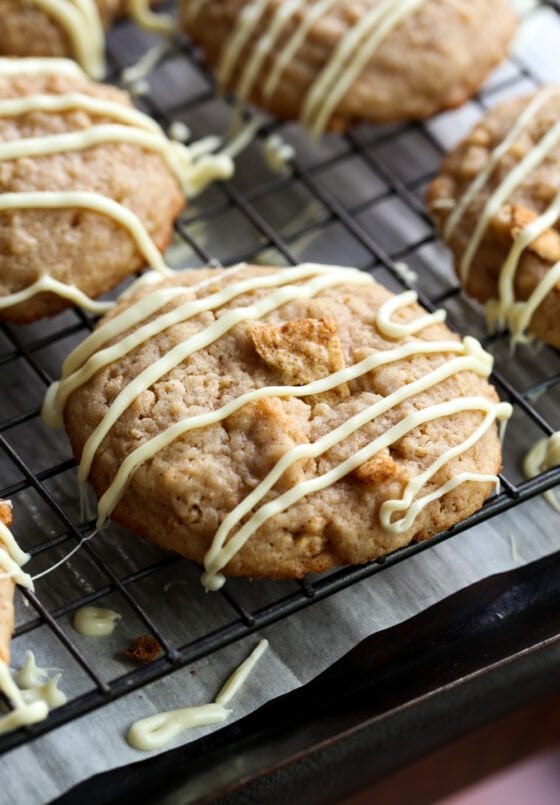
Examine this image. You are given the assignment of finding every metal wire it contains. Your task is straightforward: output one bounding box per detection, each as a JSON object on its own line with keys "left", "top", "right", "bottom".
{"left": 1, "top": 0, "right": 560, "bottom": 754}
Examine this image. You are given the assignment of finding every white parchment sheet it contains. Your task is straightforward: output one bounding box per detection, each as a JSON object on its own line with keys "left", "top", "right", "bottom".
{"left": 1, "top": 4, "right": 560, "bottom": 803}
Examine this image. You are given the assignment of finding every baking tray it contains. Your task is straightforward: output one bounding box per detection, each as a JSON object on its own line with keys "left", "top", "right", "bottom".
{"left": 1, "top": 0, "right": 560, "bottom": 777}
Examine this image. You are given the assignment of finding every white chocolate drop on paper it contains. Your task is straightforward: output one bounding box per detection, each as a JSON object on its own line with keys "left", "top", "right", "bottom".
{"left": 73, "top": 606, "right": 121, "bottom": 637}
{"left": 523, "top": 432, "right": 560, "bottom": 513}
{"left": 128, "top": 640, "right": 268, "bottom": 751}
{"left": 214, "top": 639, "right": 269, "bottom": 706}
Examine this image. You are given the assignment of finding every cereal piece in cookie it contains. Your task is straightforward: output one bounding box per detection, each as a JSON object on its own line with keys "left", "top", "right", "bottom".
{"left": 0, "top": 58, "right": 186, "bottom": 324}
{"left": 428, "top": 85, "right": 560, "bottom": 349}
{"left": 49, "top": 263, "right": 512, "bottom": 587}
{"left": 181, "top": 0, "right": 516, "bottom": 136}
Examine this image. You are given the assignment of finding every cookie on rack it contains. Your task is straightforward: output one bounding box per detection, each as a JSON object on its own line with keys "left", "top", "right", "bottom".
{"left": 48, "top": 263, "right": 511, "bottom": 588}
{"left": 180, "top": 0, "right": 517, "bottom": 137}
{"left": 427, "top": 85, "right": 560, "bottom": 349}
{"left": 0, "top": 500, "right": 16, "bottom": 665}
{"left": 0, "top": 57, "right": 185, "bottom": 324}
{"left": 0, "top": 0, "right": 166, "bottom": 79}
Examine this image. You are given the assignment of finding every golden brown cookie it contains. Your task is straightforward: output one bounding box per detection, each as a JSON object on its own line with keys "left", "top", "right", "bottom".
{"left": 180, "top": 0, "right": 516, "bottom": 136}
{"left": 52, "top": 264, "right": 511, "bottom": 585}
{"left": 0, "top": 500, "right": 15, "bottom": 666}
{"left": 427, "top": 86, "right": 560, "bottom": 349}
{"left": 0, "top": 62, "right": 185, "bottom": 324}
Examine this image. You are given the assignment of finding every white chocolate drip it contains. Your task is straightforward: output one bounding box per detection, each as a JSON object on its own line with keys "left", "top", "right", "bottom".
{"left": 0, "top": 651, "right": 66, "bottom": 735}
{"left": 73, "top": 606, "right": 121, "bottom": 636}
{"left": 195, "top": 0, "right": 427, "bottom": 138}
{"left": 127, "top": 639, "right": 268, "bottom": 751}
{"left": 0, "top": 517, "right": 33, "bottom": 589}
{"left": 445, "top": 86, "right": 560, "bottom": 346}
{"left": 0, "top": 663, "right": 48, "bottom": 735}
{"left": 523, "top": 432, "right": 560, "bottom": 513}
{"left": 263, "top": 133, "right": 295, "bottom": 174}
{"left": 43, "top": 265, "right": 511, "bottom": 591}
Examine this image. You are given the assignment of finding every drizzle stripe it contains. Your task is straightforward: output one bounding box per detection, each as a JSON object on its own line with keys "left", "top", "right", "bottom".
{"left": 0, "top": 192, "right": 172, "bottom": 277}
{"left": 376, "top": 289, "right": 446, "bottom": 338}
{"left": 0, "top": 58, "right": 85, "bottom": 78}
{"left": 508, "top": 259, "right": 560, "bottom": 345}
{"left": 0, "top": 93, "right": 161, "bottom": 133}
{"left": 0, "top": 275, "right": 113, "bottom": 315}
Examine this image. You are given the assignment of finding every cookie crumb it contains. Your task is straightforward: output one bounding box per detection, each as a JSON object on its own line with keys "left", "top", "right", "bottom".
{"left": 124, "top": 635, "right": 162, "bottom": 664}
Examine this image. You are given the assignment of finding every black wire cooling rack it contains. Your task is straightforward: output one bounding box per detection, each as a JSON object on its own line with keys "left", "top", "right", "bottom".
{"left": 1, "top": 0, "right": 560, "bottom": 755}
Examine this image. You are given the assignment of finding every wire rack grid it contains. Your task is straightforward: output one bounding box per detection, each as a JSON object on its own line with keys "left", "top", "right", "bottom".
{"left": 1, "top": 0, "right": 560, "bottom": 755}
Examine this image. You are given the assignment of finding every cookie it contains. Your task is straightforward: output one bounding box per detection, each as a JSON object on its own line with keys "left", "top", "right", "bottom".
{"left": 180, "top": 0, "right": 516, "bottom": 137}
{"left": 0, "top": 0, "right": 168, "bottom": 79}
{"left": 0, "top": 58, "right": 186, "bottom": 324}
{"left": 428, "top": 86, "right": 560, "bottom": 349}
{"left": 46, "top": 263, "right": 511, "bottom": 588}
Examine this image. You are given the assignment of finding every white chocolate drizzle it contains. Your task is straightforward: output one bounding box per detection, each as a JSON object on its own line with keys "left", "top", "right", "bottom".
{"left": 189, "top": 0, "right": 428, "bottom": 138}
{"left": 73, "top": 606, "right": 121, "bottom": 636}
{"left": 42, "top": 265, "right": 511, "bottom": 591}
{"left": 523, "top": 432, "right": 560, "bottom": 513}
{"left": 127, "top": 639, "right": 268, "bottom": 751}
{"left": 442, "top": 86, "right": 560, "bottom": 345}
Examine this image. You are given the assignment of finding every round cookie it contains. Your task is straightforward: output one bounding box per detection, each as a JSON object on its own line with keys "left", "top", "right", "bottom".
{"left": 427, "top": 86, "right": 560, "bottom": 349}
{"left": 0, "top": 60, "right": 185, "bottom": 324}
{"left": 180, "top": 0, "right": 516, "bottom": 136}
{"left": 50, "top": 263, "right": 510, "bottom": 586}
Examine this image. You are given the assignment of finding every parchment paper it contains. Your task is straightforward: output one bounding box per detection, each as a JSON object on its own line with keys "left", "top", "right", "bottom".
{"left": 1, "top": 5, "right": 560, "bottom": 803}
